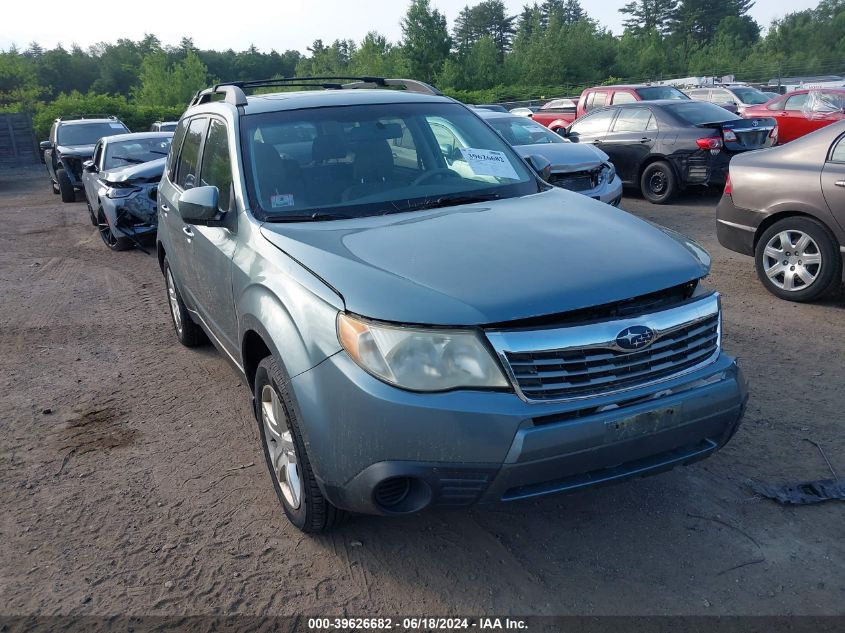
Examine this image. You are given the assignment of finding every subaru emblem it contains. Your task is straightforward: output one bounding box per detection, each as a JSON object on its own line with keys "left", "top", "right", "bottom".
{"left": 615, "top": 326, "right": 655, "bottom": 351}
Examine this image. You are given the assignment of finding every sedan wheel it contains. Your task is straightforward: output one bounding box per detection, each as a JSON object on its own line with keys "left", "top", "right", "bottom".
{"left": 97, "top": 208, "right": 131, "bottom": 251}
{"left": 761, "top": 230, "right": 821, "bottom": 292}
{"left": 640, "top": 161, "right": 677, "bottom": 204}
{"left": 754, "top": 217, "right": 841, "bottom": 302}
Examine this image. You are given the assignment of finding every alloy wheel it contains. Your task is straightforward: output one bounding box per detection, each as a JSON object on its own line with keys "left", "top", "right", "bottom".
{"left": 166, "top": 268, "right": 183, "bottom": 336}
{"left": 260, "top": 384, "right": 302, "bottom": 509}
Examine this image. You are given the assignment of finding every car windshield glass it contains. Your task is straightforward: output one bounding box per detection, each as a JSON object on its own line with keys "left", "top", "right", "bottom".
{"left": 104, "top": 136, "right": 172, "bottom": 170}
{"left": 58, "top": 122, "right": 128, "bottom": 146}
{"left": 486, "top": 116, "right": 563, "bottom": 145}
{"left": 635, "top": 87, "right": 689, "bottom": 101}
{"left": 668, "top": 101, "right": 741, "bottom": 124}
{"left": 241, "top": 102, "right": 540, "bottom": 221}
{"left": 731, "top": 88, "right": 770, "bottom": 105}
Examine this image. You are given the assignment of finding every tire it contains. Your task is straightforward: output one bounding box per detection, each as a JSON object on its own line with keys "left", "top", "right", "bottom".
{"left": 640, "top": 161, "right": 677, "bottom": 204}
{"left": 51, "top": 179, "right": 59, "bottom": 195}
{"left": 255, "top": 355, "right": 345, "bottom": 533}
{"left": 56, "top": 168, "right": 75, "bottom": 203}
{"left": 754, "top": 216, "right": 841, "bottom": 302}
{"left": 96, "top": 207, "right": 132, "bottom": 251}
{"left": 162, "top": 257, "right": 207, "bottom": 347}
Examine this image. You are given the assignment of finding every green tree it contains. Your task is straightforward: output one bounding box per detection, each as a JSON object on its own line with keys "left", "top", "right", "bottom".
{"left": 132, "top": 49, "right": 208, "bottom": 107}
{"left": 620, "top": 0, "right": 678, "bottom": 36}
{"left": 400, "top": 0, "right": 451, "bottom": 84}
{"left": 452, "top": 1, "right": 515, "bottom": 59}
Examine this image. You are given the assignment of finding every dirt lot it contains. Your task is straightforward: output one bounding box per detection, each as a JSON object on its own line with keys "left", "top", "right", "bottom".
{"left": 1, "top": 167, "right": 843, "bottom": 617}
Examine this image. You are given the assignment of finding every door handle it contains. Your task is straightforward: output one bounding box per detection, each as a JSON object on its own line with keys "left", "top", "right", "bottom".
{"left": 639, "top": 137, "right": 651, "bottom": 143}
{"left": 182, "top": 226, "right": 194, "bottom": 238}
{"left": 592, "top": 139, "right": 602, "bottom": 144}
{"left": 835, "top": 180, "right": 845, "bottom": 188}
{"left": 160, "top": 203, "right": 170, "bottom": 213}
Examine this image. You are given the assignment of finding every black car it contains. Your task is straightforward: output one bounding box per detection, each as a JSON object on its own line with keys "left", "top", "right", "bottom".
{"left": 562, "top": 101, "right": 777, "bottom": 204}
{"left": 40, "top": 116, "right": 130, "bottom": 202}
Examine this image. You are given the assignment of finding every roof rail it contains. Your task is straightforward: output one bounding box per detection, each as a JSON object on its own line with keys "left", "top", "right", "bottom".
{"left": 55, "top": 114, "right": 118, "bottom": 122}
{"left": 189, "top": 76, "right": 442, "bottom": 107}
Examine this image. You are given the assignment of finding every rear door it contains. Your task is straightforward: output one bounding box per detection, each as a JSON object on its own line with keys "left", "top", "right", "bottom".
{"left": 600, "top": 107, "right": 657, "bottom": 184}
{"left": 779, "top": 92, "right": 811, "bottom": 142}
{"left": 821, "top": 131, "right": 845, "bottom": 238}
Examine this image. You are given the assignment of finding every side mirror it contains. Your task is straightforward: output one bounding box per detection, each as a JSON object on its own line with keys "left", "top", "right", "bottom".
{"left": 39, "top": 140, "right": 51, "bottom": 151}
{"left": 178, "top": 185, "right": 219, "bottom": 222}
{"left": 82, "top": 160, "right": 98, "bottom": 174}
{"left": 525, "top": 154, "right": 552, "bottom": 182}
{"left": 556, "top": 127, "right": 569, "bottom": 138}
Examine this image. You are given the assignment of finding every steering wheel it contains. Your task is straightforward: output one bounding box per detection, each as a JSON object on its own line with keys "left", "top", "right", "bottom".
{"left": 412, "top": 168, "right": 462, "bottom": 186}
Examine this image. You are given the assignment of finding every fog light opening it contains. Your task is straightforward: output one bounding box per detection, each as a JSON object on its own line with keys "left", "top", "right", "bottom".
{"left": 373, "top": 477, "right": 431, "bottom": 514}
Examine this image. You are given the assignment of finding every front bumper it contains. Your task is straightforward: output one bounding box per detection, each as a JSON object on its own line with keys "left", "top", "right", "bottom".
{"left": 291, "top": 349, "right": 747, "bottom": 515}
{"left": 102, "top": 190, "right": 159, "bottom": 239}
{"left": 553, "top": 174, "right": 622, "bottom": 206}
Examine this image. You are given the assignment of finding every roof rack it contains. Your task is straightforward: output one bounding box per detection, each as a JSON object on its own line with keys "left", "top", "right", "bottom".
{"left": 188, "top": 76, "right": 443, "bottom": 107}
{"left": 55, "top": 114, "right": 118, "bottom": 122}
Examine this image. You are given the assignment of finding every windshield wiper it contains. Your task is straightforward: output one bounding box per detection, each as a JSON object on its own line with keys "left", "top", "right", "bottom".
{"left": 110, "top": 156, "right": 145, "bottom": 164}
{"left": 264, "top": 211, "right": 352, "bottom": 223}
{"left": 385, "top": 192, "right": 502, "bottom": 214}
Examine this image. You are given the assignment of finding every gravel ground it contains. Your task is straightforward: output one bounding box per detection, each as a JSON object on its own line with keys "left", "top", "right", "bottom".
{"left": 1, "top": 168, "right": 843, "bottom": 617}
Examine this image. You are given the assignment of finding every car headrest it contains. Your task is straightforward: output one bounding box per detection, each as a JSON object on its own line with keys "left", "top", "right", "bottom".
{"left": 312, "top": 134, "right": 348, "bottom": 163}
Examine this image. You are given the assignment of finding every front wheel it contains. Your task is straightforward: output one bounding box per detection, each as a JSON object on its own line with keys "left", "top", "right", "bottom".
{"left": 56, "top": 168, "right": 75, "bottom": 203}
{"left": 640, "top": 161, "right": 677, "bottom": 204}
{"left": 96, "top": 208, "right": 131, "bottom": 251}
{"left": 255, "top": 356, "right": 345, "bottom": 533}
{"left": 754, "top": 217, "right": 841, "bottom": 302}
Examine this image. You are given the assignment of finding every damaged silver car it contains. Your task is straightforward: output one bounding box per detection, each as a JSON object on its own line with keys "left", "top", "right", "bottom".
{"left": 81, "top": 132, "right": 173, "bottom": 251}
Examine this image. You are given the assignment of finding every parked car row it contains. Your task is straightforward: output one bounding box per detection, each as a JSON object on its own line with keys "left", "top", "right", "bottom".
{"left": 39, "top": 116, "right": 172, "bottom": 250}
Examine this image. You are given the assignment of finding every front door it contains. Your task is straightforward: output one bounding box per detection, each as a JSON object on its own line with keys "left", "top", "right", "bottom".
{"left": 821, "top": 131, "right": 845, "bottom": 238}
{"left": 184, "top": 117, "right": 239, "bottom": 354}
{"left": 599, "top": 107, "right": 657, "bottom": 184}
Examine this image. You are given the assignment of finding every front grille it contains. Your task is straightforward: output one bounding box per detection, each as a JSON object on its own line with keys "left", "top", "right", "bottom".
{"left": 487, "top": 295, "right": 721, "bottom": 403}
{"left": 548, "top": 169, "right": 599, "bottom": 192}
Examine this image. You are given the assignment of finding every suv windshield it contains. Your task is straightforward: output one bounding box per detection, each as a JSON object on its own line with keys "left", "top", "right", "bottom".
{"left": 730, "top": 87, "right": 769, "bottom": 105}
{"left": 668, "top": 101, "right": 740, "bottom": 124}
{"left": 58, "top": 122, "right": 128, "bottom": 146}
{"left": 635, "top": 87, "right": 689, "bottom": 101}
{"left": 241, "top": 102, "right": 541, "bottom": 221}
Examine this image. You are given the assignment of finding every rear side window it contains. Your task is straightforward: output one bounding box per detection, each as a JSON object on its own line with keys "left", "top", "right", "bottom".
{"left": 570, "top": 109, "right": 615, "bottom": 136}
{"left": 200, "top": 119, "right": 234, "bottom": 211}
{"left": 586, "top": 92, "right": 608, "bottom": 112}
{"left": 175, "top": 117, "right": 208, "bottom": 190}
{"left": 668, "top": 102, "right": 739, "bottom": 124}
{"left": 830, "top": 136, "right": 845, "bottom": 163}
{"left": 612, "top": 108, "right": 654, "bottom": 132}
{"left": 784, "top": 93, "right": 809, "bottom": 111}
{"left": 166, "top": 120, "right": 188, "bottom": 181}
{"left": 612, "top": 92, "right": 637, "bottom": 105}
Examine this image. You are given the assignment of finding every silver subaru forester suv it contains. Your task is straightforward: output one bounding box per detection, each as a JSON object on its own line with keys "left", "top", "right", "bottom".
{"left": 158, "top": 77, "right": 747, "bottom": 532}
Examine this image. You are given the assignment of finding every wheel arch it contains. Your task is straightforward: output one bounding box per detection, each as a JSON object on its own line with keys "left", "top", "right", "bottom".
{"left": 637, "top": 154, "right": 680, "bottom": 184}
{"left": 753, "top": 210, "right": 839, "bottom": 250}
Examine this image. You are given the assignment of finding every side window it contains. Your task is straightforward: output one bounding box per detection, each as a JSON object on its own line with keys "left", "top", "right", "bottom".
{"left": 166, "top": 119, "right": 189, "bottom": 181}
{"left": 175, "top": 117, "right": 208, "bottom": 190}
{"left": 92, "top": 142, "right": 103, "bottom": 168}
{"left": 199, "top": 119, "right": 234, "bottom": 212}
{"left": 711, "top": 89, "right": 732, "bottom": 102}
{"left": 585, "top": 92, "right": 608, "bottom": 112}
{"left": 784, "top": 93, "right": 809, "bottom": 111}
{"left": 830, "top": 136, "right": 845, "bottom": 163}
{"left": 612, "top": 92, "right": 637, "bottom": 105}
{"left": 570, "top": 109, "right": 615, "bottom": 137}
{"left": 767, "top": 97, "right": 786, "bottom": 111}
{"left": 688, "top": 89, "right": 709, "bottom": 101}
{"left": 611, "top": 108, "right": 653, "bottom": 133}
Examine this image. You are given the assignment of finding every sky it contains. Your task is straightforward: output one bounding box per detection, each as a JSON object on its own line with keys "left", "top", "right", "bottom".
{"left": 0, "top": 0, "right": 823, "bottom": 54}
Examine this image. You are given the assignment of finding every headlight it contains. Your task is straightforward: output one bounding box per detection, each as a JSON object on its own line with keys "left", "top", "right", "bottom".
{"left": 105, "top": 185, "right": 140, "bottom": 199}
{"left": 600, "top": 162, "right": 616, "bottom": 183}
{"left": 337, "top": 313, "right": 509, "bottom": 392}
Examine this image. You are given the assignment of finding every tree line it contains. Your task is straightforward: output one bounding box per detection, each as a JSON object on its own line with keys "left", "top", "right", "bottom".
{"left": 1, "top": 0, "right": 843, "bottom": 137}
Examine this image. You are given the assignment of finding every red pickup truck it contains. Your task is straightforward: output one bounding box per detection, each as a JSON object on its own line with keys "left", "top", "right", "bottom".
{"left": 576, "top": 85, "right": 690, "bottom": 118}
{"left": 529, "top": 98, "right": 579, "bottom": 132}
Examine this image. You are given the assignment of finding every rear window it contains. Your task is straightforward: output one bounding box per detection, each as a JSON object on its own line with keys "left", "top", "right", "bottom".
{"left": 635, "top": 87, "right": 689, "bottom": 101}
{"left": 730, "top": 87, "right": 770, "bottom": 105}
{"left": 667, "top": 102, "right": 740, "bottom": 125}
{"left": 57, "top": 122, "right": 129, "bottom": 146}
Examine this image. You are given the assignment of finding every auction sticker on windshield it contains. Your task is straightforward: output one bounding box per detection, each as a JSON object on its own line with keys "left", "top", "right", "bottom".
{"left": 460, "top": 148, "right": 519, "bottom": 180}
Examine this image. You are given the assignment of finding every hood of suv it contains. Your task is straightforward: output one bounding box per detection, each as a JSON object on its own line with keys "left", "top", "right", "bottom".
{"left": 259, "top": 188, "right": 709, "bottom": 325}
{"left": 56, "top": 144, "right": 96, "bottom": 158}
{"left": 514, "top": 143, "right": 608, "bottom": 173}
